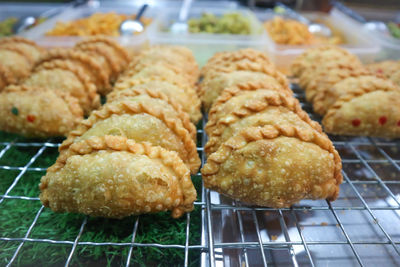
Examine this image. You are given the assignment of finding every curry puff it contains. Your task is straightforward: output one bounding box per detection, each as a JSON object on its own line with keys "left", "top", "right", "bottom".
{"left": 290, "top": 45, "right": 362, "bottom": 78}
{"left": 59, "top": 94, "right": 200, "bottom": 174}
{"left": 0, "top": 85, "right": 83, "bottom": 137}
{"left": 128, "top": 45, "right": 199, "bottom": 85}
{"left": 40, "top": 135, "right": 197, "bottom": 218}
{"left": 313, "top": 75, "right": 398, "bottom": 116}
{"left": 201, "top": 48, "right": 273, "bottom": 78}
{"left": 111, "top": 80, "right": 201, "bottom": 123}
{"left": 322, "top": 81, "right": 400, "bottom": 138}
{"left": 23, "top": 60, "right": 100, "bottom": 115}
{"left": 199, "top": 70, "right": 290, "bottom": 112}
{"left": 205, "top": 89, "right": 322, "bottom": 155}
{"left": 202, "top": 125, "right": 342, "bottom": 208}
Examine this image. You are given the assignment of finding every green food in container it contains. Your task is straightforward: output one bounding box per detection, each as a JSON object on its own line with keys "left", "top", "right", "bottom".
{"left": 0, "top": 17, "right": 18, "bottom": 37}
{"left": 387, "top": 22, "right": 400, "bottom": 39}
{"left": 188, "top": 12, "right": 251, "bottom": 34}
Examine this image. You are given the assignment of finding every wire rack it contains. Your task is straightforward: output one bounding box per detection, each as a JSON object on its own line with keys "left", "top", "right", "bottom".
{"left": 0, "top": 84, "right": 399, "bottom": 266}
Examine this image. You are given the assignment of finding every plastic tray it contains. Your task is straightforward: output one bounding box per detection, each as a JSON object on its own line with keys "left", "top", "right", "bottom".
{"left": 255, "top": 8, "right": 381, "bottom": 74}
{"left": 20, "top": 2, "right": 157, "bottom": 49}
{"left": 147, "top": 7, "right": 269, "bottom": 67}
{"left": 363, "top": 27, "right": 400, "bottom": 61}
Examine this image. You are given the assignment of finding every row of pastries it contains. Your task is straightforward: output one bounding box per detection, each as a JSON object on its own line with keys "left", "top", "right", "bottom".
{"left": 199, "top": 49, "right": 342, "bottom": 208}
{"left": 40, "top": 45, "right": 201, "bottom": 219}
{"left": 291, "top": 46, "right": 400, "bottom": 138}
{"left": 0, "top": 36, "right": 130, "bottom": 137}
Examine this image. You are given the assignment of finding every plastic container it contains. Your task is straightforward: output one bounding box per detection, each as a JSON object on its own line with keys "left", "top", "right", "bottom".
{"left": 0, "top": 2, "right": 66, "bottom": 35}
{"left": 20, "top": 2, "right": 156, "bottom": 49}
{"left": 256, "top": 8, "right": 380, "bottom": 74}
{"left": 363, "top": 28, "right": 400, "bottom": 61}
{"left": 148, "top": 7, "right": 270, "bottom": 67}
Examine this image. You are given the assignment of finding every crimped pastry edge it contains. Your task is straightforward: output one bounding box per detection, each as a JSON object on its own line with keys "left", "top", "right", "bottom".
{"left": 204, "top": 90, "right": 323, "bottom": 155}
{"left": 44, "top": 135, "right": 196, "bottom": 218}
{"left": 75, "top": 36, "right": 131, "bottom": 66}
{"left": 202, "top": 124, "right": 343, "bottom": 199}
{"left": 106, "top": 86, "right": 197, "bottom": 141}
{"left": 313, "top": 75, "right": 398, "bottom": 115}
{"left": 59, "top": 98, "right": 200, "bottom": 173}
{"left": 113, "top": 78, "right": 202, "bottom": 123}
{"left": 34, "top": 60, "right": 100, "bottom": 112}
{"left": 35, "top": 48, "right": 110, "bottom": 91}
{"left": 322, "top": 84, "right": 399, "bottom": 125}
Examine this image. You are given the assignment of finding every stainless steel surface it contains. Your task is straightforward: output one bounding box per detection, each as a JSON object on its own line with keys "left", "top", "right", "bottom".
{"left": 0, "top": 84, "right": 399, "bottom": 266}
{"left": 119, "top": 4, "right": 149, "bottom": 35}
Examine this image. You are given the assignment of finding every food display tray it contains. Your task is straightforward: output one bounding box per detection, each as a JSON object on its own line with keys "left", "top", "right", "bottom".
{"left": 20, "top": 1, "right": 156, "bottom": 48}
{"left": 0, "top": 84, "right": 399, "bottom": 266}
{"left": 147, "top": 7, "right": 268, "bottom": 67}
{"left": 255, "top": 8, "right": 381, "bottom": 74}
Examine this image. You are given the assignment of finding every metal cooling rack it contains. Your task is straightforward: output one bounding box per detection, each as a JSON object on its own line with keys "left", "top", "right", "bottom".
{"left": 0, "top": 84, "right": 399, "bottom": 266}
{"left": 201, "top": 84, "right": 400, "bottom": 267}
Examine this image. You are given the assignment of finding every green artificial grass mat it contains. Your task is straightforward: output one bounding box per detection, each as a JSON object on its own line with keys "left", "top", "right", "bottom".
{"left": 0, "top": 131, "right": 203, "bottom": 266}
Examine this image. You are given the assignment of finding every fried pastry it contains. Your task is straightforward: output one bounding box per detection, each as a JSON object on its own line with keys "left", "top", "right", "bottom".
{"left": 322, "top": 87, "right": 400, "bottom": 138}
{"left": 0, "top": 64, "right": 16, "bottom": 91}
{"left": 313, "top": 75, "right": 398, "bottom": 115}
{"left": 116, "top": 63, "right": 192, "bottom": 90}
{"left": 23, "top": 60, "right": 100, "bottom": 115}
{"left": 201, "top": 48, "right": 272, "bottom": 77}
{"left": 391, "top": 70, "right": 400, "bottom": 87}
{"left": 35, "top": 49, "right": 110, "bottom": 94}
{"left": 205, "top": 89, "right": 321, "bottom": 155}
{"left": 202, "top": 124, "right": 342, "bottom": 208}
{"left": 59, "top": 94, "right": 200, "bottom": 173}
{"left": 290, "top": 45, "right": 361, "bottom": 77}
{"left": 0, "top": 36, "right": 44, "bottom": 63}
{"left": 0, "top": 46, "right": 32, "bottom": 83}
{"left": 40, "top": 135, "right": 197, "bottom": 218}
{"left": 199, "top": 70, "right": 290, "bottom": 112}
{"left": 75, "top": 36, "right": 131, "bottom": 67}
{"left": 303, "top": 65, "right": 371, "bottom": 103}
{"left": 110, "top": 81, "right": 202, "bottom": 123}
{"left": 0, "top": 85, "right": 83, "bottom": 137}
{"left": 366, "top": 60, "right": 400, "bottom": 79}
{"left": 106, "top": 86, "right": 196, "bottom": 141}
{"left": 129, "top": 46, "right": 199, "bottom": 85}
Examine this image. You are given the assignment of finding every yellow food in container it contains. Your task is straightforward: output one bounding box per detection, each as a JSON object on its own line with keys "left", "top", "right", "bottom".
{"left": 46, "top": 12, "right": 152, "bottom": 36}
{"left": 264, "top": 16, "right": 343, "bottom": 45}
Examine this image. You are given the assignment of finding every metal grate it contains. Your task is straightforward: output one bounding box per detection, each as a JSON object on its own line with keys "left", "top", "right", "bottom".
{"left": 0, "top": 84, "right": 399, "bottom": 266}
{"left": 202, "top": 84, "right": 400, "bottom": 267}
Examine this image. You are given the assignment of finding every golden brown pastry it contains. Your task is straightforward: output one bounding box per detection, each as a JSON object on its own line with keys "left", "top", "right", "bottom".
{"left": 40, "top": 135, "right": 197, "bottom": 218}
{"left": 0, "top": 36, "right": 44, "bottom": 63}
{"left": 116, "top": 63, "right": 192, "bottom": 90}
{"left": 106, "top": 86, "right": 196, "bottom": 141}
{"left": 205, "top": 89, "right": 321, "bottom": 155}
{"left": 199, "top": 70, "right": 290, "bottom": 112}
{"left": 313, "top": 75, "right": 398, "bottom": 116}
{"left": 303, "top": 65, "right": 371, "bottom": 103}
{"left": 322, "top": 86, "right": 400, "bottom": 138}
{"left": 59, "top": 94, "right": 200, "bottom": 173}
{"left": 129, "top": 46, "right": 199, "bottom": 85}
{"left": 366, "top": 60, "right": 400, "bottom": 79}
{"left": 201, "top": 48, "right": 273, "bottom": 77}
{"left": 290, "top": 45, "right": 361, "bottom": 77}
{"left": 35, "top": 49, "right": 110, "bottom": 94}
{"left": 23, "top": 60, "right": 100, "bottom": 115}
{"left": 202, "top": 124, "right": 342, "bottom": 208}
{"left": 0, "top": 64, "right": 16, "bottom": 91}
{"left": 0, "top": 46, "right": 32, "bottom": 83}
{"left": 391, "top": 70, "right": 400, "bottom": 87}
{"left": 0, "top": 85, "right": 83, "bottom": 137}
{"left": 75, "top": 36, "right": 131, "bottom": 68}
{"left": 110, "top": 80, "right": 202, "bottom": 123}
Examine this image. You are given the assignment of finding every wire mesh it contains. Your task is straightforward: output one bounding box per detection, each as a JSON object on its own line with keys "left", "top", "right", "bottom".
{"left": 0, "top": 83, "right": 399, "bottom": 266}
{"left": 202, "top": 84, "right": 400, "bottom": 267}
